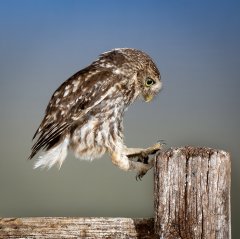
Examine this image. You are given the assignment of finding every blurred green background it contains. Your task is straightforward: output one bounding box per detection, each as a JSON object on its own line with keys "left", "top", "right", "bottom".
{"left": 0, "top": 0, "right": 239, "bottom": 237}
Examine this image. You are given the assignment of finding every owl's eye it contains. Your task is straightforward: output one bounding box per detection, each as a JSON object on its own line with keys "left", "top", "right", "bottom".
{"left": 145, "top": 78, "right": 155, "bottom": 87}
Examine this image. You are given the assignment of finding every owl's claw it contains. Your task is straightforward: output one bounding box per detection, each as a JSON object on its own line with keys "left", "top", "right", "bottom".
{"left": 137, "top": 141, "right": 163, "bottom": 163}
{"left": 135, "top": 170, "right": 146, "bottom": 181}
{"left": 135, "top": 163, "right": 153, "bottom": 181}
{"left": 125, "top": 142, "right": 165, "bottom": 180}
{"left": 135, "top": 159, "right": 154, "bottom": 181}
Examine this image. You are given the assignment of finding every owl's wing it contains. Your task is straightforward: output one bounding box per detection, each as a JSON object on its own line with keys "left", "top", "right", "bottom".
{"left": 29, "top": 67, "right": 117, "bottom": 159}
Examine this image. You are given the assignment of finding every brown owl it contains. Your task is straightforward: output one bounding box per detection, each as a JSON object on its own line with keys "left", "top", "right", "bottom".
{"left": 29, "top": 48, "right": 163, "bottom": 180}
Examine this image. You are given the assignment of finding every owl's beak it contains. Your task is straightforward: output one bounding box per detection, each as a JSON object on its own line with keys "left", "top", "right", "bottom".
{"left": 144, "top": 94, "right": 154, "bottom": 102}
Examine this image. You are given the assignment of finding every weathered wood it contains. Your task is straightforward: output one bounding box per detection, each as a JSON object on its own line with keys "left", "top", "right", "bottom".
{"left": 0, "top": 217, "right": 155, "bottom": 239}
{"left": 154, "top": 146, "right": 231, "bottom": 239}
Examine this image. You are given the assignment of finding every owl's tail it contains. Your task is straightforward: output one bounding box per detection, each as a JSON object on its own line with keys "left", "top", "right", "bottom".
{"left": 33, "top": 137, "right": 69, "bottom": 170}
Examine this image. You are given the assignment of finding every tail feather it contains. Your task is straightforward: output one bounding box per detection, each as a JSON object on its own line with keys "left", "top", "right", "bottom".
{"left": 34, "top": 138, "right": 69, "bottom": 170}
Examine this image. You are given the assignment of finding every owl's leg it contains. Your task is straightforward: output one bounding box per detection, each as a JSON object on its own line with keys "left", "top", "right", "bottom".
{"left": 110, "top": 143, "right": 163, "bottom": 180}
{"left": 111, "top": 151, "right": 153, "bottom": 180}
{"left": 124, "top": 143, "right": 163, "bottom": 180}
{"left": 124, "top": 142, "right": 162, "bottom": 163}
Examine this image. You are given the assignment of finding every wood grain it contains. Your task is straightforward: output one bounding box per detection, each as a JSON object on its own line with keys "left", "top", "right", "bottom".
{"left": 154, "top": 146, "right": 231, "bottom": 239}
{"left": 0, "top": 217, "right": 155, "bottom": 239}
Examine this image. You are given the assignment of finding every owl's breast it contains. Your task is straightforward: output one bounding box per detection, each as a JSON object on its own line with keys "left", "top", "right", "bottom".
{"left": 69, "top": 102, "right": 124, "bottom": 161}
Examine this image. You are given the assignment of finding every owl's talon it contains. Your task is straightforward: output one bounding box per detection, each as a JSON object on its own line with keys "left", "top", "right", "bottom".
{"left": 135, "top": 161, "right": 153, "bottom": 181}
{"left": 135, "top": 171, "right": 146, "bottom": 181}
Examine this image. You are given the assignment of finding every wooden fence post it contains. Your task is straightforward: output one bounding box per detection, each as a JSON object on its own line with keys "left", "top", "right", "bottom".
{"left": 154, "top": 146, "right": 231, "bottom": 239}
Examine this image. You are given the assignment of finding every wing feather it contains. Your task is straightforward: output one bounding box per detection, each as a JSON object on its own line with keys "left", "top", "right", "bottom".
{"left": 29, "top": 66, "right": 117, "bottom": 159}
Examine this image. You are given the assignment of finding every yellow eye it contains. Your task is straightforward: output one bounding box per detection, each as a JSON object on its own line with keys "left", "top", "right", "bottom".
{"left": 145, "top": 78, "right": 155, "bottom": 87}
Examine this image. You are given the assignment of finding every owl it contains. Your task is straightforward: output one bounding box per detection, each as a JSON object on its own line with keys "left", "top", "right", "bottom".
{"left": 29, "top": 48, "right": 163, "bottom": 180}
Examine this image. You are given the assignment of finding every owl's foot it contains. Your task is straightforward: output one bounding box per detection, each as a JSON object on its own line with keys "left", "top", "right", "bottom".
{"left": 111, "top": 142, "right": 165, "bottom": 180}
{"left": 134, "top": 142, "right": 165, "bottom": 180}
{"left": 111, "top": 152, "right": 154, "bottom": 180}
{"left": 142, "top": 141, "right": 164, "bottom": 156}
{"left": 136, "top": 171, "right": 147, "bottom": 181}
{"left": 131, "top": 141, "right": 164, "bottom": 157}
{"left": 126, "top": 142, "right": 164, "bottom": 164}
{"left": 135, "top": 160, "right": 154, "bottom": 181}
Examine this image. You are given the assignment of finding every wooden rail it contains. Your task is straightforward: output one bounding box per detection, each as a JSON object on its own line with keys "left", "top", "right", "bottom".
{"left": 0, "top": 218, "right": 154, "bottom": 239}
{"left": 0, "top": 146, "right": 231, "bottom": 239}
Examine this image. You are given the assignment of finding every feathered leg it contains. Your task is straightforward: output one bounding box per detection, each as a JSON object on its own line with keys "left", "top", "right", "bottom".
{"left": 124, "top": 142, "right": 162, "bottom": 162}
{"left": 110, "top": 142, "right": 163, "bottom": 180}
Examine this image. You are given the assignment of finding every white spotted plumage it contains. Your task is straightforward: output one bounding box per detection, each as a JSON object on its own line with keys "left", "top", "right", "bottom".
{"left": 30, "top": 48, "right": 162, "bottom": 177}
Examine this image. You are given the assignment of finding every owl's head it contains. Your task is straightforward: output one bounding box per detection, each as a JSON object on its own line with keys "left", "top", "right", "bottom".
{"left": 124, "top": 48, "right": 162, "bottom": 103}
{"left": 136, "top": 59, "right": 162, "bottom": 103}
{"left": 98, "top": 48, "right": 162, "bottom": 102}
